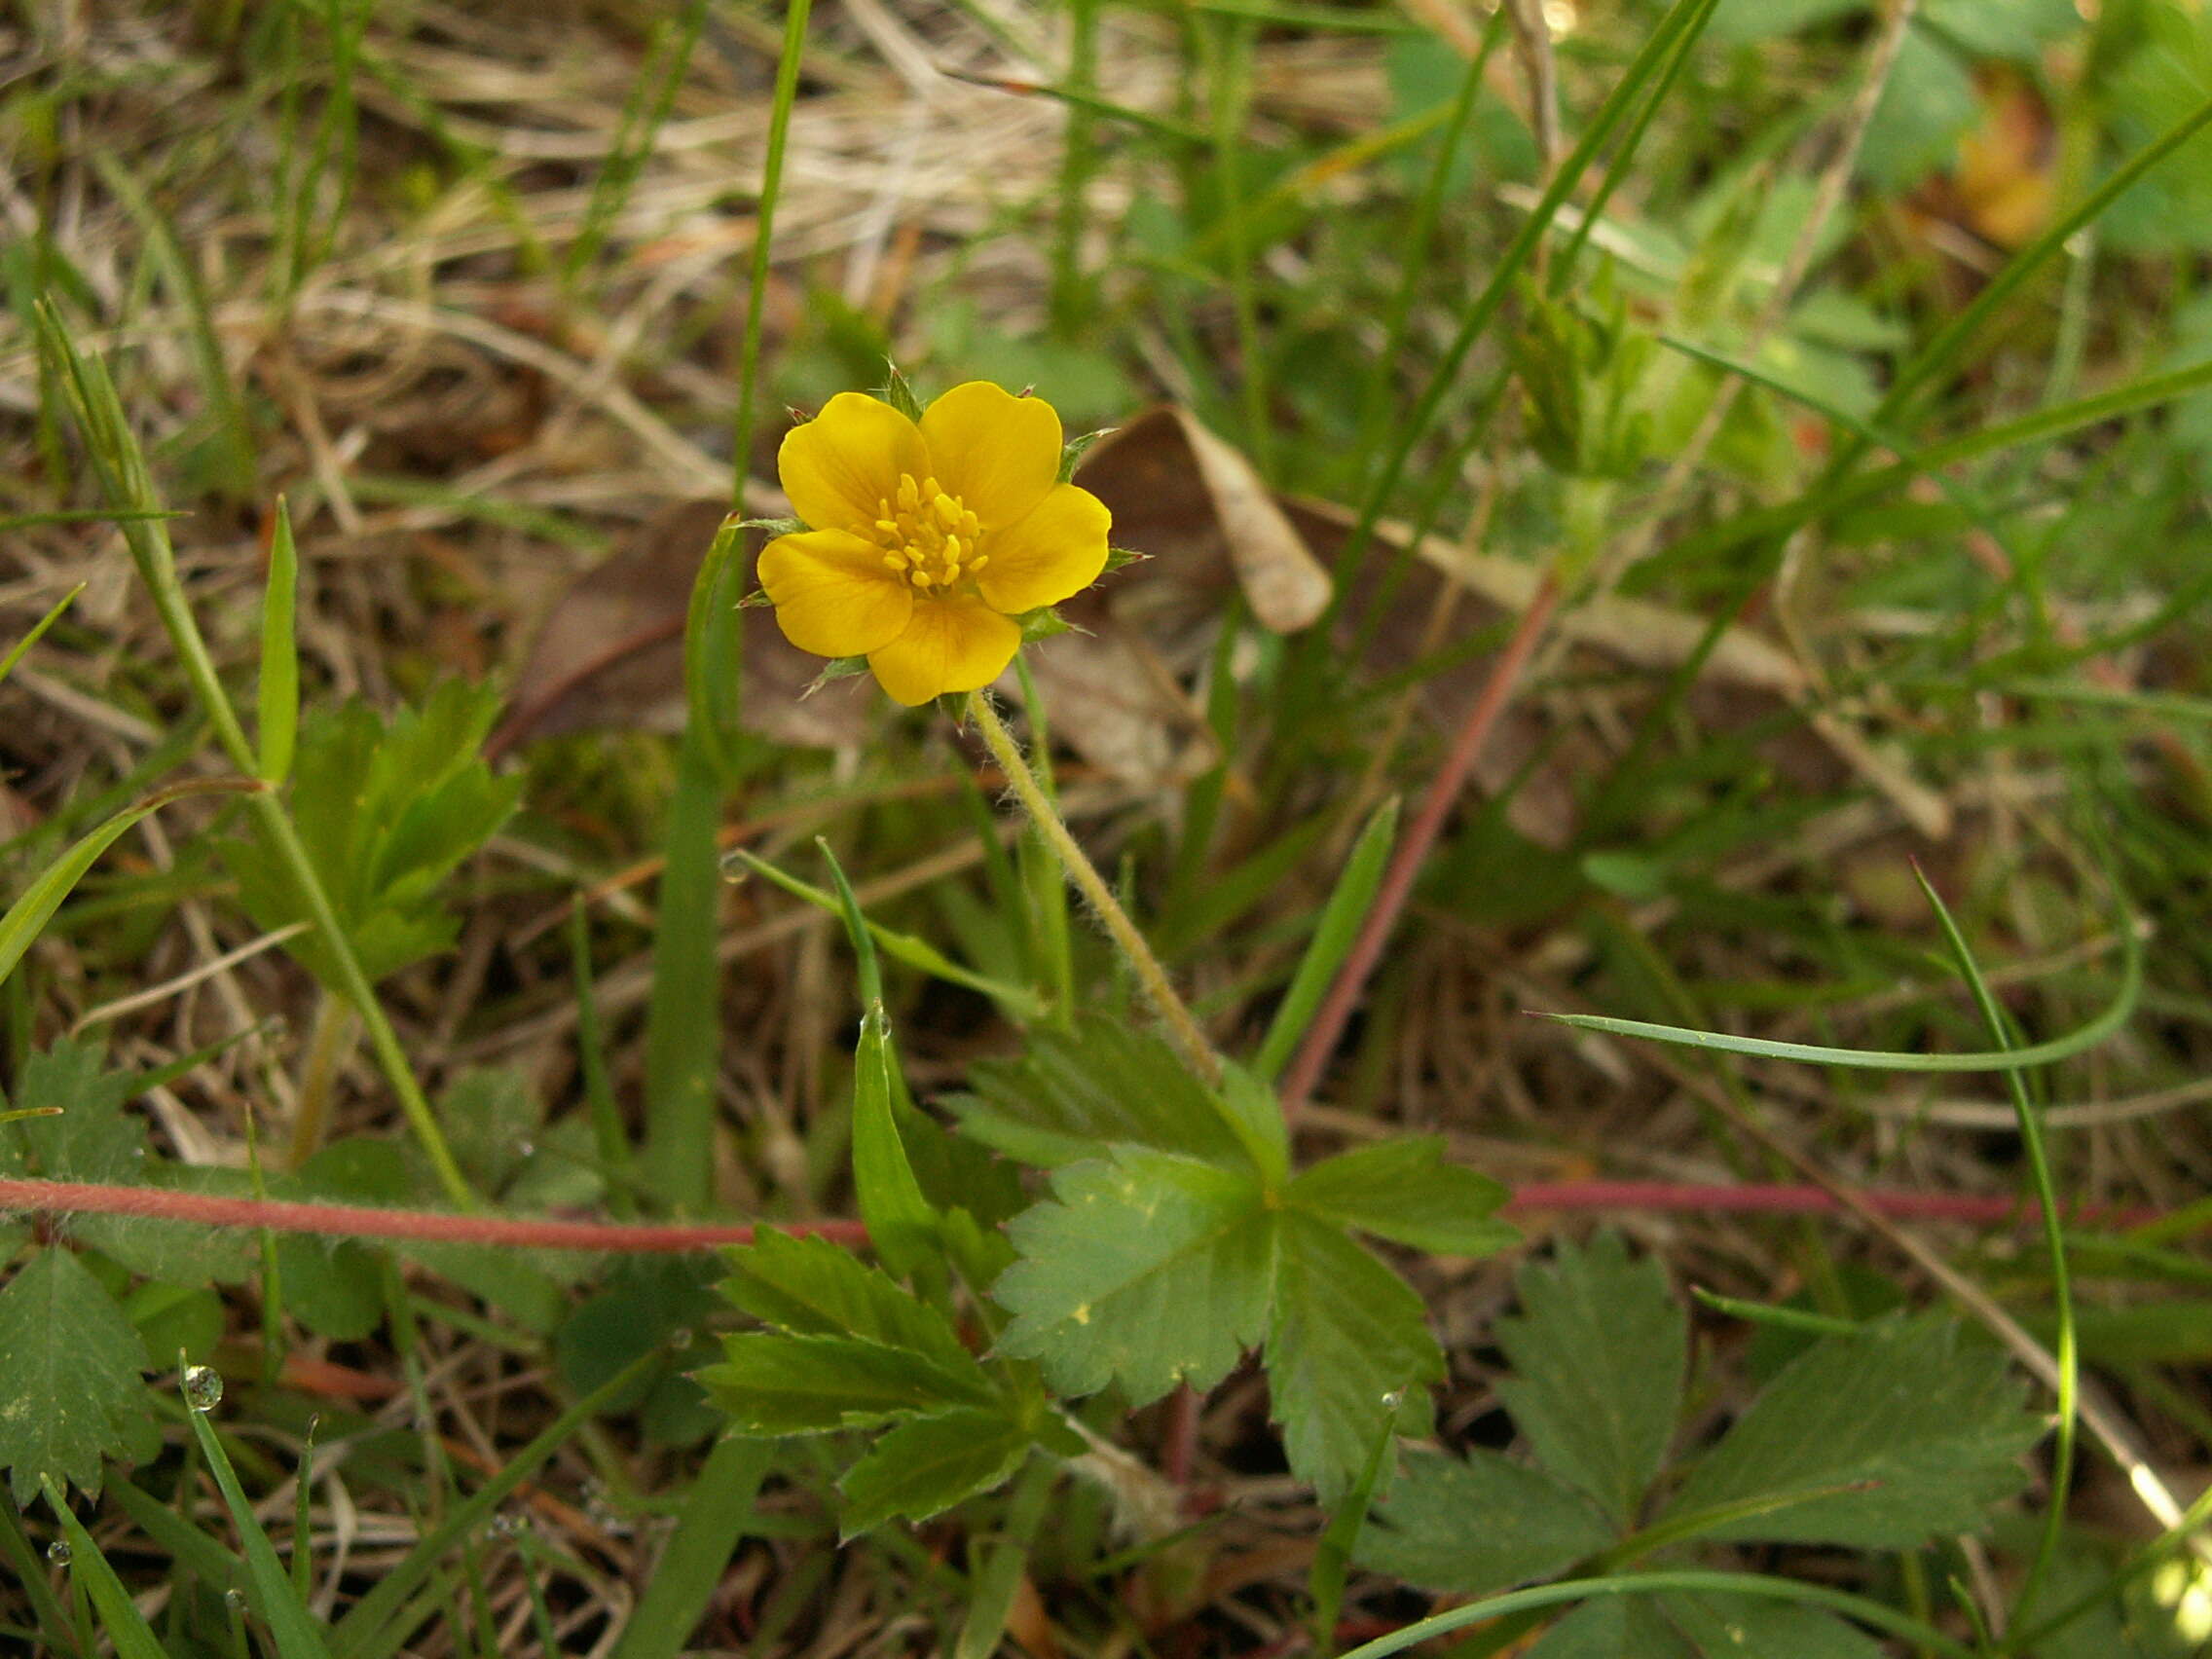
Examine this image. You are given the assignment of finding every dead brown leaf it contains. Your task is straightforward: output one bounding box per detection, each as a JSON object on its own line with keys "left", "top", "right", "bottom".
{"left": 489, "top": 498, "right": 876, "bottom": 761}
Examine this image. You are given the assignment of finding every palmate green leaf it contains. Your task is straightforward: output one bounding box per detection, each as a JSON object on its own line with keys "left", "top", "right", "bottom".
{"left": 1527, "top": 1598, "right": 1694, "bottom": 1659}
{"left": 721, "top": 1228, "right": 974, "bottom": 1372}
{"left": 836, "top": 1407, "right": 1035, "bottom": 1536}
{"left": 1265, "top": 1212, "right": 1441, "bottom": 1506}
{"left": 944, "top": 1018, "right": 1255, "bottom": 1170}
{"left": 3, "top": 1039, "right": 252, "bottom": 1284}
{"left": 1357, "top": 1448, "right": 1614, "bottom": 1596}
{"left": 1494, "top": 1233, "right": 1686, "bottom": 1527}
{"left": 1663, "top": 1314, "right": 2037, "bottom": 1548}
{"left": 224, "top": 679, "right": 521, "bottom": 987}
{"left": 994, "top": 1147, "right": 1274, "bottom": 1403}
{"left": 1287, "top": 1136, "right": 1515, "bottom": 1255}
{"left": 1660, "top": 1591, "right": 1891, "bottom": 1658}
{"left": 697, "top": 1332, "right": 994, "bottom": 1435}
{"left": 0, "top": 1248, "right": 158, "bottom": 1502}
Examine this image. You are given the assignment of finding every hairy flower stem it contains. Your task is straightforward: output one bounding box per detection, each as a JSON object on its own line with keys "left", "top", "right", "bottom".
{"left": 967, "top": 693, "right": 1222, "bottom": 1087}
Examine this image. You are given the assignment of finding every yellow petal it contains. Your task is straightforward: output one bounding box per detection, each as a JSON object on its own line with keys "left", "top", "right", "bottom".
{"left": 779, "top": 393, "right": 929, "bottom": 535}
{"left": 975, "top": 482, "right": 1112, "bottom": 614}
{"left": 866, "top": 594, "right": 1022, "bottom": 706}
{"left": 919, "top": 381, "right": 1061, "bottom": 531}
{"left": 758, "top": 529, "right": 915, "bottom": 658}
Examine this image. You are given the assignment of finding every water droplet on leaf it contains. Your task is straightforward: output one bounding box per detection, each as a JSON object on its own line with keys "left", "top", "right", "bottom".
{"left": 45, "top": 1539, "right": 70, "bottom": 1566}
{"left": 183, "top": 1364, "right": 224, "bottom": 1411}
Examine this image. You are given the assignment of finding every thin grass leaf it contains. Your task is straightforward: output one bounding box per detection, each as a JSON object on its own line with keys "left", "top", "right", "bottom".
{"left": 1310, "top": 1392, "right": 1403, "bottom": 1651}
{"left": 1256, "top": 797, "right": 1398, "bottom": 1081}
{"left": 35, "top": 301, "right": 477, "bottom": 1207}
{"left": 1542, "top": 906, "right": 2140, "bottom": 1074}
{"left": 91, "top": 151, "right": 257, "bottom": 499}
{"left": 728, "top": 850, "right": 1047, "bottom": 1019}
{"left": 0, "top": 583, "right": 82, "bottom": 690}
{"left": 47, "top": 1488, "right": 168, "bottom": 1659}
{"left": 258, "top": 499, "right": 299, "bottom": 784}
{"left": 564, "top": 5, "right": 705, "bottom": 286}
{"left": 1326, "top": 0, "right": 1724, "bottom": 591}
{"left": 186, "top": 1402, "right": 335, "bottom": 1659}
{"left": 333, "top": 1348, "right": 663, "bottom": 1659}
{"left": 1690, "top": 1288, "right": 1867, "bottom": 1339}
{"left": 0, "top": 778, "right": 262, "bottom": 993}
{"left": 1913, "top": 866, "right": 2076, "bottom": 1628}
{"left": 1327, "top": 1568, "right": 1977, "bottom": 1659}
{"left": 608, "top": 1436, "right": 771, "bottom": 1659}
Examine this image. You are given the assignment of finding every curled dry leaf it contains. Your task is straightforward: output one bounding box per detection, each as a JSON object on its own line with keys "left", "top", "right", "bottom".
{"left": 489, "top": 498, "right": 875, "bottom": 761}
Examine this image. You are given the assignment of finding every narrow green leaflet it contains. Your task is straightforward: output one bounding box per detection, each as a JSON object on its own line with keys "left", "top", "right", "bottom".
{"left": 836, "top": 1407, "right": 1035, "bottom": 1536}
{"left": 945, "top": 1019, "right": 1256, "bottom": 1170}
{"left": 1265, "top": 1212, "right": 1442, "bottom": 1505}
{"left": 849, "top": 1002, "right": 940, "bottom": 1281}
{"left": 0, "top": 1248, "right": 158, "bottom": 1502}
{"left": 1357, "top": 1448, "right": 1615, "bottom": 1596}
{"left": 1288, "top": 1136, "right": 1516, "bottom": 1256}
{"left": 697, "top": 1333, "right": 995, "bottom": 1435}
{"left": 1663, "top": 1315, "right": 2037, "bottom": 1548}
{"left": 1493, "top": 1234, "right": 1686, "bottom": 1526}
{"left": 722, "top": 1228, "right": 974, "bottom": 1370}
{"left": 993, "top": 1146, "right": 1275, "bottom": 1402}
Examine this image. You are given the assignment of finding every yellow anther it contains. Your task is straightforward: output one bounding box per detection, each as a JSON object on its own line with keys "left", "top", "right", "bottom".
{"left": 943, "top": 535, "right": 963, "bottom": 563}
{"left": 943, "top": 562, "right": 962, "bottom": 582}
{"left": 910, "top": 571, "right": 934, "bottom": 588}
{"left": 897, "top": 475, "right": 920, "bottom": 510}
{"left": 875, "top": 518, "right": 900, "bottom": 536}
{"left": 882, "top": 553, "right": 907, "bottom": 571}
{"left": 934, "top": 493, "right": 962, "bottom": 527}
{"left": 969, "top": 554, "right": 989, "bottom": 571}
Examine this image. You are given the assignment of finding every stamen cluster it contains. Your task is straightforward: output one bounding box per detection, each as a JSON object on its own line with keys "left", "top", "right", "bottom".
{"left": 875, "top": 473, "right": 989, "bottom": 591}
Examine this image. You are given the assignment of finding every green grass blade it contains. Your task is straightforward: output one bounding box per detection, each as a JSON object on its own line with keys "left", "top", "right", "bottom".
{"left": 0, "top": 778, "right": 261, "bottom": 992}
{"left": 1328, "top": 1568, "right": 1976, "bottom": 1659}
{"left": 186, "top": 1393, "right": 336, "bottom": 1659}
{"left": 639, "top": 728, "right": 726, "bottom": 1214}
{"left": 332, "top": 1348, "right": 664, "bottom": 1659}
{"left": 91, "top": 150, "right": 257, "bottom": 499}
{"left": 258, "top": 499, "right": 300, "bottom": 784}
{"left": 1255, "top": 796, "right": 1398, "bottom": 1082}
{"left": 1327, "top": 0, "right": 1722, "bottom": 590}
{"left": 608, "top": 1436, "right": 772, "bottom": 1659}
{"left": 564, "top": 5, "right": 706, "bottom": 287}
{"left": 1543, "top": 908, "right": 2140, "bottom": 1074}
{"left": 1913, "top": 866, "right": 2076, "bottom": 1628}
{"left": 0, "top": 583, "right": 82, "bottom": 690}
{"left": 35, "top": 299, "right": 477, "bottom": 1208}
{"left": 728, "top": 849, "right": 1047, "bottom": 1019}
{"left": 48, "top": 1487, "right": 169, "bottom": 1659}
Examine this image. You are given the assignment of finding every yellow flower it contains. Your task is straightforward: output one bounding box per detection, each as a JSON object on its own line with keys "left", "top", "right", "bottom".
{"left": 758, "top": 381, "right": 1112, "bottom": 706}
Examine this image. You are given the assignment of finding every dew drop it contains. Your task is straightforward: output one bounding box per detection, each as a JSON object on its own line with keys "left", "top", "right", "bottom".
{"left": 514, "top": 1140, "right": 536, "bottom": 1160}
{"left": 490, "top": 1511, "right": 525, "bottom": 1539}
{"left": 182, "top": 1364, "right": 225, "bottom": 1412}
{"left": 667, "top": 1326, "right": 695, "bottom": 1351}
{"left": 45, "top": 1539, "right": 70, "bottom": 1567}
{"left": 225, "top": 1587, "right": 247, "bottom": 1612}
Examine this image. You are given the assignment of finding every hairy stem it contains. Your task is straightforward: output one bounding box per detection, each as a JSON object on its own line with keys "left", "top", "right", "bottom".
{"left": 967, "top": 692, "right": 1221, "bottom": 1087}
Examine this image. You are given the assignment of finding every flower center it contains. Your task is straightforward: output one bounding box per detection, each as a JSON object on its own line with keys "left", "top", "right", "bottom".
{"left": 873, "top": 473, "right": 989, "bottom": 593}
